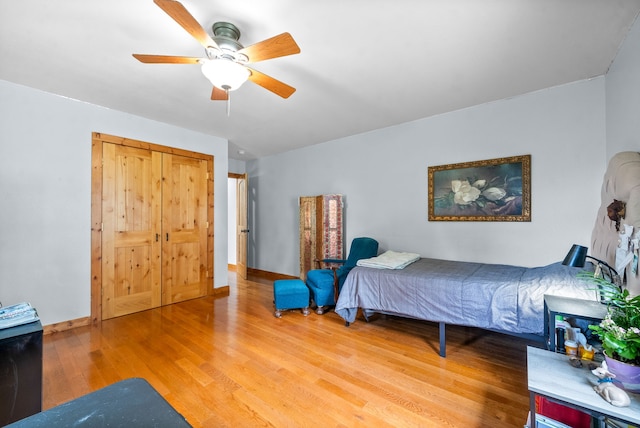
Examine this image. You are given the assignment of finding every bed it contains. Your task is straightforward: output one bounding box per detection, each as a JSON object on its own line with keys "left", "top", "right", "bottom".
{"left": 335, "top": 258, "right": 596, "bottom": 356}
{"left": 335, "top": 151, "right": 640, "bottom": 357}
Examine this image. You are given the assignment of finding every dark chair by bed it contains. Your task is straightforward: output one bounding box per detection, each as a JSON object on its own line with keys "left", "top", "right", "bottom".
{"left": 306, "top": 237, "right": 378, "bottom": 314}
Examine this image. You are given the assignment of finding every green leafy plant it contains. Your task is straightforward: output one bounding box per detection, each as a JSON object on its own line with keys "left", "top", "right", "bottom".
{"left": 581, "top": 271, "right": 640, "bottom": 365}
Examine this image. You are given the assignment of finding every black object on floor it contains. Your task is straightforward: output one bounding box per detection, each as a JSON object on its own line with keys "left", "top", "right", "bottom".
{"left": 6, "top": 378, "right": 192, "bottom": 427}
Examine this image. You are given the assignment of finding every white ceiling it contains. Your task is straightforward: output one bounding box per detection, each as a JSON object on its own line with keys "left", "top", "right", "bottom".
{"left": 1, "top": 1, "right": 639, "bottom": 160}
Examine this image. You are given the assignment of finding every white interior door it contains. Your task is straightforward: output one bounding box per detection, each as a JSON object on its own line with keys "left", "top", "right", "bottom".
{"left": 236, "top": 173, "right": 248, "bottom": 280}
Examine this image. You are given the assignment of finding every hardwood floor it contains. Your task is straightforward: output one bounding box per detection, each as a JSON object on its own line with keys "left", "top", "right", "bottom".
{"left": 42, "top": 272, "right": 540, "bottom": 427}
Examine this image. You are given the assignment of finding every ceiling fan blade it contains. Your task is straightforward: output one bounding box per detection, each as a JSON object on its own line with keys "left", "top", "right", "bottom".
{"left": 211, "top": 86, "right": 229, "bottom": 101}
{"left": 133, "top": 54, "right": 201, "bottom": 64}
{"left": 247, "top": 67, "right": 296, "bottom": 99}
{"left": 153, "top": 0, "right": 218, "bottom": 50}
{"left": 238, "top": 33, "right": 300, "bottom": 63}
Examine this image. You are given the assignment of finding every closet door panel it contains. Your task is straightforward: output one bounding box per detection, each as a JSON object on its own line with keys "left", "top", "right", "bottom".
{"left": 299, "top": 196, "right": 322, "bottom": 281}
{"left": 162, "top": 154, "right": 209, "bottom": 304}
{"left": 102, "top": 144, "right": 162, "bottom": 319}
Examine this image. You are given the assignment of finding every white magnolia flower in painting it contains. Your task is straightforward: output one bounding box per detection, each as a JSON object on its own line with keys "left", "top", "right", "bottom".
{"left": 481, "top": 187, "right": 507, "bottom": 201}
{"left": 451, "top": 180, "right": 481, "bottom": 205}
{"left": 472, "top": 179, "right": 486, "bottom": 188}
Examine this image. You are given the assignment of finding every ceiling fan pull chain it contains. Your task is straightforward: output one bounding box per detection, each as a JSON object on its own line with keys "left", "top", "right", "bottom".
{"left": 226, "top": 89, "right": 231, "bottom": 116}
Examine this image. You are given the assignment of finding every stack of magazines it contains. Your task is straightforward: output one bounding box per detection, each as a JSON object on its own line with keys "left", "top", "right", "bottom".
{"left": 0, "top": 302, "right": 39, "bottom": 330}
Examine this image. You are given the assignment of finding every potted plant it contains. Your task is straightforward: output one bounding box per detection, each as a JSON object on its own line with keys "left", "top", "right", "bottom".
{"left": 581, "top": 271, "right": 640, "bottom": 392}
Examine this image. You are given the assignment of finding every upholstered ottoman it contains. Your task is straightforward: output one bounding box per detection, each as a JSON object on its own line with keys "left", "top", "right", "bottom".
{"left": 273, "top": 279, "right": 310, "bottom": 318}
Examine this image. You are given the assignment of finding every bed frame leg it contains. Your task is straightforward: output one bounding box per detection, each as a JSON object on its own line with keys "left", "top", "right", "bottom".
{"left": 439, "top": 322, "right": 446, "bottom": 357}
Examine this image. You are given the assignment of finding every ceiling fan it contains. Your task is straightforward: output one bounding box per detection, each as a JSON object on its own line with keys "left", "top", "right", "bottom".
{"left": 133, "top": 0, "right": 301, "bottom": 103}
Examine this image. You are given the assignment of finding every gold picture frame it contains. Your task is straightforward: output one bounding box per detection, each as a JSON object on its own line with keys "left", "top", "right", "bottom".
{"left": 428, "top": 155, "right": 531, "bottom": 222}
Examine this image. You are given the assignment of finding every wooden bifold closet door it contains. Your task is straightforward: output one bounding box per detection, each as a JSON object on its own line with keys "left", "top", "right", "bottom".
{"left": 95, "top": 133, "right": 212, "bottom": 321}
{"left": 160, "top": 153, "right": 209, "bottom": 306}
{"left": 102, "top": 144, "right": 162, "bottom": 319}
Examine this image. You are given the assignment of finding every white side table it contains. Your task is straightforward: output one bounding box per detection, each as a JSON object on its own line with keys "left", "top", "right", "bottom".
{"left": 527, "top": 346, "right": 640, "bottom": 428}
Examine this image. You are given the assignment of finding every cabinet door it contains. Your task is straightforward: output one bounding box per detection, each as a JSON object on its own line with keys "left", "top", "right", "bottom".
{"left": 102, "top": 144, "right": 162, "bottom": 319}
{"left": 299, "top": 195, "right": 344, "bottom": 280}
{"left": 299, "top": 196, "right": 322, "bottom": 281}
{"left": 162, "top": 153, "right": 209, "bottom": 304}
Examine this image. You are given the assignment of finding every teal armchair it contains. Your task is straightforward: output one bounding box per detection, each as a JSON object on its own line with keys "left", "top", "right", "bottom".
{"left": 305, "top": 237, "right": 378, "bottom": 314}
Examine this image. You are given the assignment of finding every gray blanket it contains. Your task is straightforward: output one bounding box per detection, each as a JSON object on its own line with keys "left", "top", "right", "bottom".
{"left": 335, "top": 258, "right": 598, "bottom": 335}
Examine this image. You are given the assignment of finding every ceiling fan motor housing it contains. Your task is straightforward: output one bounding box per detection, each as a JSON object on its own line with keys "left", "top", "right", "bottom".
{"left": 212, "top": 22, "right": 244, "bottom": 52}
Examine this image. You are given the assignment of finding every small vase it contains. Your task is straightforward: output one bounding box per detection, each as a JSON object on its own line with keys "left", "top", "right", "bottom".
{"left": 604, "top": 354, "right": 640, "bottom": 393}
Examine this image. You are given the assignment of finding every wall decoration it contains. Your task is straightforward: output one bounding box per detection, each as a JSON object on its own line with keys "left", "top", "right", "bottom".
{"left": 428, "top": 155, "right": 531, "bottom": 222}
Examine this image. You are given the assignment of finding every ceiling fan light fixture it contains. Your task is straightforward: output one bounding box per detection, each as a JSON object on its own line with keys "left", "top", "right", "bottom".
{"left": 201, "top": 59, "right": 250, "bottom": 91}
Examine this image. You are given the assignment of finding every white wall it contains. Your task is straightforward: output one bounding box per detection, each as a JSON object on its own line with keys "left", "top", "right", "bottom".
{"left": 228, "top": 158, "right": 246, "bottom": 174}
{"left": 0, "top": 80, "right": 229, "bottom": 325}
{"left": 606, "top": 14, "right": 640, "bottom": 158}
{"left": 246, "top": 78, "right": 607, "bottom": 277}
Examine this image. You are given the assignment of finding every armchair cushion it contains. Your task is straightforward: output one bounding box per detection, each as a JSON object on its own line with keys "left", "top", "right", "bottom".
{"left": 306, "top": 237, "right": 378, "bottom": 309}
{"left": 306, "top": 269, "right": 336, "bottom": 307}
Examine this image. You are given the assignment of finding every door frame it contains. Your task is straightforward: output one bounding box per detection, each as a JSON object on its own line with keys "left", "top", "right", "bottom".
{"left": 228, "top": 173, "right": 248, "bottom": 279}
{"left": 91, "top": 132, "right": 214, "bottom": 325}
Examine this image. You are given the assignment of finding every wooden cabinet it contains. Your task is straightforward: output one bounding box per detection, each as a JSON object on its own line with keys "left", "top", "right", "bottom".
{"left": 93, "top": 133, "right": 213, "bottom": 321}
{"left": 299, "top": 195, "right": 344, "bottom": 281}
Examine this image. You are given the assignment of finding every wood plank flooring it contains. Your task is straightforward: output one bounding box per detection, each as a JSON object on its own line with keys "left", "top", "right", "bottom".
{"left": 42, "top": 272, "right": 540, "bottom": 427}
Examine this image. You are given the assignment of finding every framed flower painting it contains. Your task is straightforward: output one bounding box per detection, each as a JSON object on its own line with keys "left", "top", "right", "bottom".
{"left": 428, "top": 155, "right": 531, "bottom": 221}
